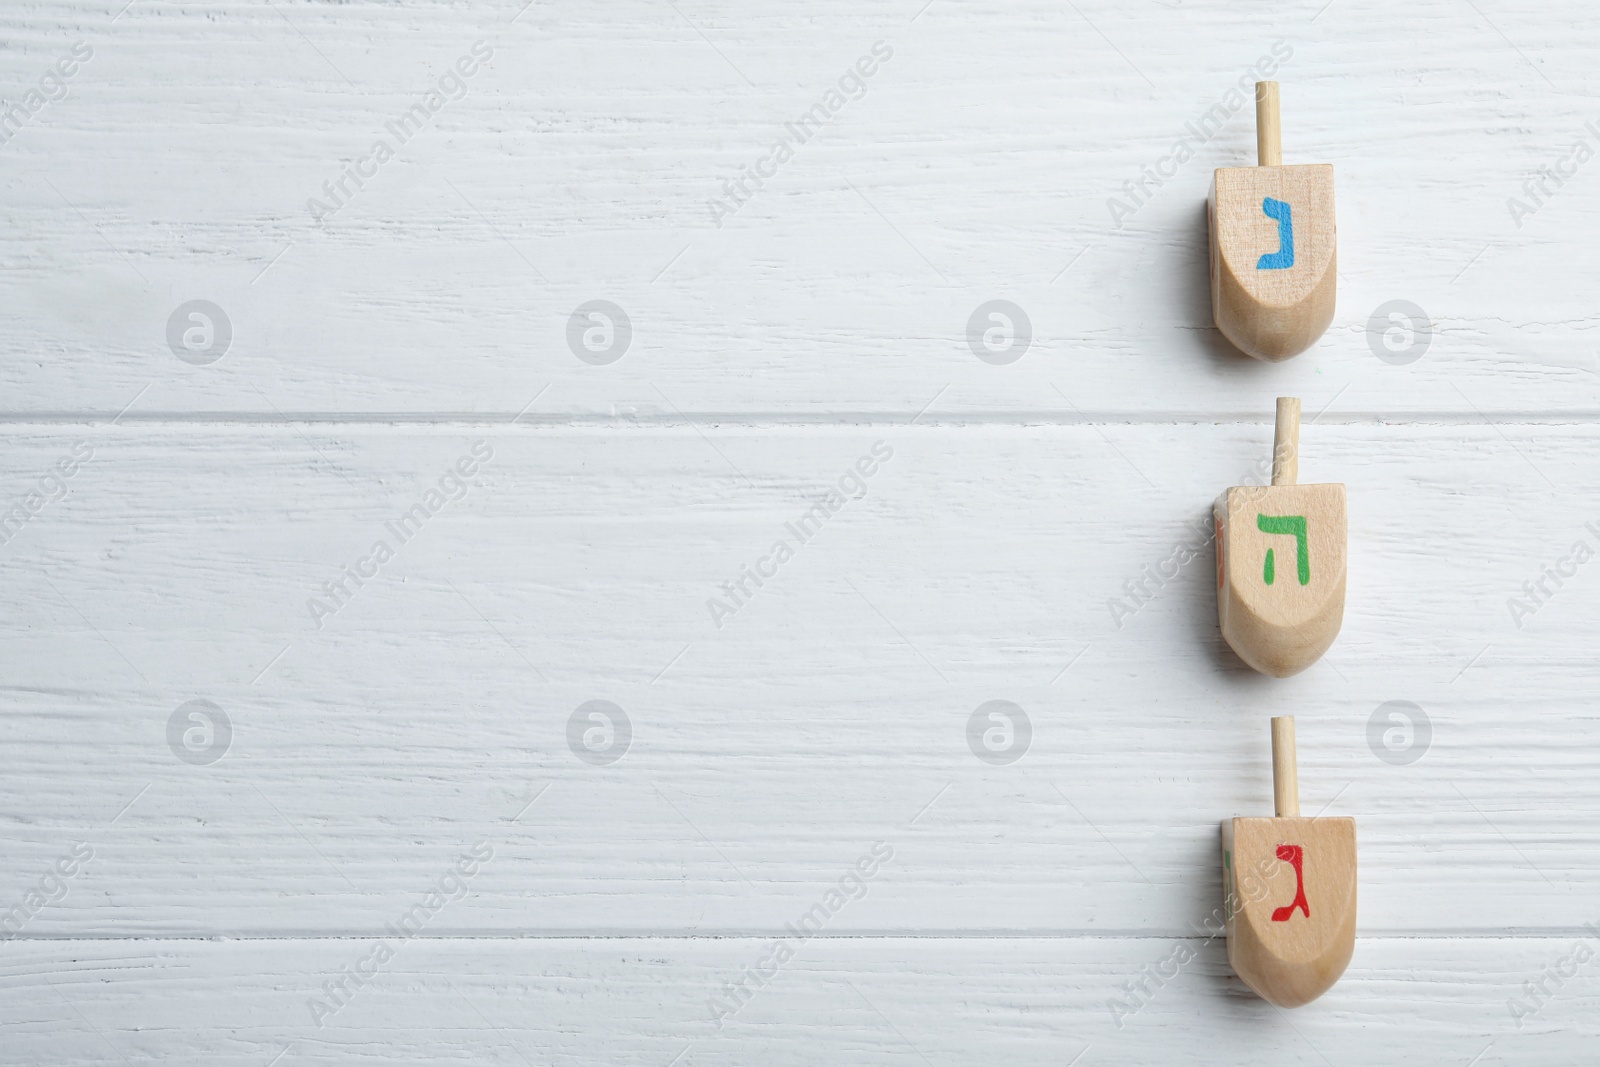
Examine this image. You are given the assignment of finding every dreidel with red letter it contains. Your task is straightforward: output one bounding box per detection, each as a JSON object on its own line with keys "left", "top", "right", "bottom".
{"left": 1209, "top": 82, "right": 1336, "bottom": 361}
{"left": 1223, "top": 716, "right": 1356, "bottom": 1007}
{"left": 1214, "top": 397, "right": 1346, "bottom": 677}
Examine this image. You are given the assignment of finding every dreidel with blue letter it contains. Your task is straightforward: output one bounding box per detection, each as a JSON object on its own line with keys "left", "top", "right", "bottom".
{"left": 1214, "top": 397, "right": 1346, "bottom": 677}
{"left": 1209, "top": 82, "right": 1336, "bottom": 361}
{"left": 1223, "top": 716, "right": 1356, "bottom": 1007}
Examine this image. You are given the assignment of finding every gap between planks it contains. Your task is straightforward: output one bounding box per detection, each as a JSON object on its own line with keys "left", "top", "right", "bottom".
{"left": 2, "top": 932, "right": 1597, "bottom": 943}
{"left": 1, "top": 411, "right": 1600, "bottom": 429}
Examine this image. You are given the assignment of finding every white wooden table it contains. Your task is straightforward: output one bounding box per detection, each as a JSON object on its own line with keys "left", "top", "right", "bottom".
{"left": 3, "top": 1, "right": 1597, "bottom": 1062}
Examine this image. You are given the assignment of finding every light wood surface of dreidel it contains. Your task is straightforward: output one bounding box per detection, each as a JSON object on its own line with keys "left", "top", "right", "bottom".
{"left": 1208, "top": 82, "right": 1336, "bottom": 361}
{"left": 1213, "top": 398, "right": 1346, "bottom": 677}
{"left": 1222, "top": 717, "right": 1357, "bottom": 1008}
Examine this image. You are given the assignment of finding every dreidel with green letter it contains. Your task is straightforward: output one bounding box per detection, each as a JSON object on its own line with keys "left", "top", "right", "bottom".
{"left": 1209, "top": 81, "right": 1336, "bottom": 361}
{"left": 1223, "top": 716, "right": 1357, "bottom": 1007}
{"left": 1214, "top": 397, "right": 1346, "bottom": 677}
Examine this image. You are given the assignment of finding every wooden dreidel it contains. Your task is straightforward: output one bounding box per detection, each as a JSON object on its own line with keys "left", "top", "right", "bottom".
{"left": 1223, "top": 717, "right": 1356, "bottom": 1007}
{"left": 1214, "top": 397, "right": 1346, "bottom": 677}
{"left": 1209, "top": 81, "right": 1336, "bottom": 361}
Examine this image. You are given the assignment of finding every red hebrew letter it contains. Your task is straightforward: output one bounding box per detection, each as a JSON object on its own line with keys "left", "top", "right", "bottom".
{"left": 1270, "top": 844, "right": 1310, "bottom": 922}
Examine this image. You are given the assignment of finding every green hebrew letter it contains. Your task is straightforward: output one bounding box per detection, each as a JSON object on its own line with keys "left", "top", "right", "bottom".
{"left": 1256, "top": 514, "right": 1310, "bottom": 586}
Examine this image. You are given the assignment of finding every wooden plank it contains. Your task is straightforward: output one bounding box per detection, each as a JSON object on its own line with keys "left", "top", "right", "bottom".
{"left": 0, "top": 422, "right": 1596, "bottom": 936}
{"left": 0, "top": 936, "right": 1594, "bottom": 1064}
{"left": 0, "top": 2, "right": 1596, "bottom": 416}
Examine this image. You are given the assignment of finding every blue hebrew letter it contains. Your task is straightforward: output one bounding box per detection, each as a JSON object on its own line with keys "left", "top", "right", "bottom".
{"left": 1256, "top": 197, "right": 1294, "bottom": 270}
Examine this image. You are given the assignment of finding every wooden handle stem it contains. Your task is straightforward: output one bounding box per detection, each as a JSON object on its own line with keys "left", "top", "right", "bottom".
{"left": 1272, "top": 716, "right": 1299, "bottom": 817}
{"left": 1272, "top": 396, "right": 1300, "bottom": 486}
{"left": 1256, "top": 81, "right": 1282, "bottom": 167}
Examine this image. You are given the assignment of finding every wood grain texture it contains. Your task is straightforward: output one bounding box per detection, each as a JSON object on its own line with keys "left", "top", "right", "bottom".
{"left": 0, "top": 2, "right": 1595, "bottom": 416}
{"left": 1, "top": 937, "right": 1596, "bottom": 1064}
{"left": 3, "top": 0, "right": 1598, "bottom": 1058}
{"left": 0, "top": 423, "right": 1596, "bottom": 939}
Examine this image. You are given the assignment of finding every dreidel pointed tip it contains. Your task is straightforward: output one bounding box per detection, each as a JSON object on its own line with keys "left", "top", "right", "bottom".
{"left": 1223, "top": 719, "right": 1357, "bottom": 1007}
